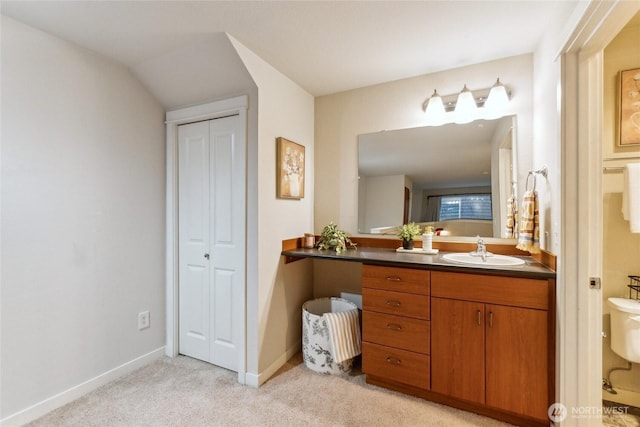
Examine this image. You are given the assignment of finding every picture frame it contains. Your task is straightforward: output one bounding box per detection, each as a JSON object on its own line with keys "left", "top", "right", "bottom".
{"left": 276, "top": 137, "right": 305, "bottom": 199}
{"left": 618, "top": 67, "right": 640, "bottom": 146}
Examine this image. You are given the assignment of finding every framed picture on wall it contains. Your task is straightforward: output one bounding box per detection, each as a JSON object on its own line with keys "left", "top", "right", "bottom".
{"left": 276, "top": 137, "right": 305, "bottom": 199}
{"left": 618, "top": 67, "right": 640, "bottom": 146}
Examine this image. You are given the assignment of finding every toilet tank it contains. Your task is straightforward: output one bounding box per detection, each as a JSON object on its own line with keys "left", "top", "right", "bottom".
{"left": 608, "top": 297, "right": 640, "bottom": 363}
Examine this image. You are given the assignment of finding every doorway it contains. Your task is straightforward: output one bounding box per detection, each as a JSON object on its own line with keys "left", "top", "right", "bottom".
{"left": 165, "top": 96, "right": 248, "bottom": 384}
{"left": 178, "top": 115, "right": 245, "bottom": 371}
{"left": 562, "top": 1, "right": 640, "bottom": 422}
{"left": 600, "top": 11, "right": 640, "bottom": 415}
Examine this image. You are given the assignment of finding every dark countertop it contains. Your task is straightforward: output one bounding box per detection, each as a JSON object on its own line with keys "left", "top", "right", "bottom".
{"left": 281, "top": 247, "right": 556, "bottom": 279}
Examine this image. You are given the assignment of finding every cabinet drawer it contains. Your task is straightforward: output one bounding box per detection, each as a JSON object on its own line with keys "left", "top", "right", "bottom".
{"left": 362, "top": 265, "right": 430, "bottom": 295}
{"left": 363, "top": 311, "right": 430, "bottom": 354}
{"left": 431, "top": 271, "right": 549, "bottom": 310}
{"left": 362, "top": 288, "right": 430, "bottom": 320}
{"left": 362, "top": 342, "right": 430, "bottom": 390}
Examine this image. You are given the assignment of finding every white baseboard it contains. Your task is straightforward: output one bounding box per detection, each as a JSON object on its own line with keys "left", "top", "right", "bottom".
{"left": 245, "top": 340, "right": 301, "bottom": 388}
{"left": 1, "top": 347, "right": 165, "bottom": 427}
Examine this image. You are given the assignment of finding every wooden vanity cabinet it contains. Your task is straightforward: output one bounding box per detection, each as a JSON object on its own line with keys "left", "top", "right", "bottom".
{"left": 361, "top": 265, "right": 431, "bottom": 390}
{"left": 431, "top": 271, "right": 552, "bottom": 423}
{"left": 281, "top": 239, "right": 555, "bottom": 427}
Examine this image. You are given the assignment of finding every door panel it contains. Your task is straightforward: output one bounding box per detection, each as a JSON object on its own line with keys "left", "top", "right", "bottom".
{"left": 485, "top": 304, "right": 548, "bottom": 420}
{"left": 208, "top": 116, "right": 244, "bottom": 371}
{"left": 178, "top": 121, "right": 211, "bottom": 361}
{"left": 212, "top": 127, "right": 234, "bottom": 244}
{"left": 431, "top": 297, "right": 485, "bottom": 404}
{"left": 213, "top": 268, "right": 234, "bottom": 343}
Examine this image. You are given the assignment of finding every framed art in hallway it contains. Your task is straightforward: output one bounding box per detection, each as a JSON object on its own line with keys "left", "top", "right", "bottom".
{"left": 618, "top": 67, "right": 640, "bottom": 146}
{"left": 276, "top": 137, "right": 305, "bottom": 199}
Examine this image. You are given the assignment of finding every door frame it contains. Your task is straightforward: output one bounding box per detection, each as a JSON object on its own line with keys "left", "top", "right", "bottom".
{"left": 560, "top": 1, "right": 639, "bottom": 421}
{"left": 165, "top": 95, "right": 248, "bottom": 384}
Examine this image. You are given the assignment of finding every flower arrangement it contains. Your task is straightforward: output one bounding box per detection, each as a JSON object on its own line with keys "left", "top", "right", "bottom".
{"left": 283, "top": 146, "right": 304, "bottom": 176}
{"left": 397, "top": 222, "right": 422, "bottom": 240}
{"left": 397, "top": 222, "right": 421, "bottom": 249}
{"left": 316, "top": 222, "right": 357, "bottom": 254}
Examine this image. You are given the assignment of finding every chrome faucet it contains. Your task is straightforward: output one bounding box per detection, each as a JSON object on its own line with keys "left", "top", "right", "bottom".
{"left": 476, "top": 238, "right": 487, "bottom": 262}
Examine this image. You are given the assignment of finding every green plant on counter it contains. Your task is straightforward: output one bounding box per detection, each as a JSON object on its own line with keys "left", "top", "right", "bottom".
{"left": 397, "top": 222, "right": 422, "bottom": 241}
{"left": 316, "top": 222, "right": 357, "bottom": 254}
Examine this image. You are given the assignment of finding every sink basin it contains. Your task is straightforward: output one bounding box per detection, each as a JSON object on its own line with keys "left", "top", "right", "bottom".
{"left": 442, "top": 252, "right": 525, "bottom": 266}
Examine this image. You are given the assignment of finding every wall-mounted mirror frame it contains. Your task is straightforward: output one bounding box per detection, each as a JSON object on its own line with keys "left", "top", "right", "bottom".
{"left": 357, "top": 115, "right": 517, "bottom": 240}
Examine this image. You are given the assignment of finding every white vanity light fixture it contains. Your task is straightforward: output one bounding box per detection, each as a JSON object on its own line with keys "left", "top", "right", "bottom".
{"left": 422, "top": 79, "right": 511, "bottom": 124}
{"left": 424, "top": 89, "right": 446, "bottom": 126}
{"left": 454, "top": 84, "right": 477, "bottom": 124}
{"left": 483, "top": 78, "right": 510, "bottom": 119}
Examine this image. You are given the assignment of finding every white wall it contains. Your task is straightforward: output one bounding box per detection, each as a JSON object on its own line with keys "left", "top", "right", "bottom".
{"left": 229, "top": 37, "right": 315, "bottom": 381}
{"left": 532, "top": 17, "right": 565, "bottom": 254}
{"left": 315, "top": 54, "right": 534, "bottom": 239}
{"left": 1, "top": 16, "right": 166, "bottom": 422}
{"left": 362, "top": 174, "right": 405, "bottom": 232}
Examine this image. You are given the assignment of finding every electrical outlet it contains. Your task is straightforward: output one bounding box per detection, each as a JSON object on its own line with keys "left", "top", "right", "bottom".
{"left": 138, "top": 311, "right": 150, "bottom": 330}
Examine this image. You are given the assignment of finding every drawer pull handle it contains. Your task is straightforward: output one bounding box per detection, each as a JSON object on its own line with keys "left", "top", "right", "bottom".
{"left": 477, "top": 310, "right": 481, "bottom": 326}
{"left": 386, "top": 356, "right": 402, "bottom": 365}
{"left": 386, "top": 276, "right": 401, "bottom": 282}
{"left": 386, "top": 323, "right": 403, "bottom": 331}
{"left": 386, "top": 300, "right": 401, "bottom": 307}
{"left": 489, "top": 311, "right": 494, "bottom": 328}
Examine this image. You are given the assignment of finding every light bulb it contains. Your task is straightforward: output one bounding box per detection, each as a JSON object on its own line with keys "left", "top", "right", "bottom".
{"left": 425, "top": 89, "right": 445, "bottom": 126}
{"left": 454, "top": 84, "right": 477, "bottom": 124}
{"left": 484, "top": 78, "right": 509, "bottom": 119}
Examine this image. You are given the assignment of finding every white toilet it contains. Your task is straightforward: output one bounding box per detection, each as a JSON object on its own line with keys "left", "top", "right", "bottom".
{"left": 608, "top": 297, "right": 640, "bottom": 363}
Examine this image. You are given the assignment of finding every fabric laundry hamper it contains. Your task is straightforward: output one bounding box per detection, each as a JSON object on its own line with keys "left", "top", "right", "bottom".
{"left": 302, "top": 297, "right": 361, "bottom": 375}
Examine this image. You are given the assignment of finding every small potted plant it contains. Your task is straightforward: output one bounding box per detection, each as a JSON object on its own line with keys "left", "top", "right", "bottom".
{"left": 316, "top": 222, "right": 357, "bottom": 254}
{"left": 397, "top": 222, "right": 422, "bottom": 250}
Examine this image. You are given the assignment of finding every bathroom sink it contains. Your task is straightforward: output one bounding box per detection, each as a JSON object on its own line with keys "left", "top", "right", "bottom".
{"left": 442, "top": 252, "right": 525, "bottom": 266}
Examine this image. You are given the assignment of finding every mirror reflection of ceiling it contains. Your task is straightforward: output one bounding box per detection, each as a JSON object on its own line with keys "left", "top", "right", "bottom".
{"left": 359, "top": 119, "right": 504, "bottom": 190}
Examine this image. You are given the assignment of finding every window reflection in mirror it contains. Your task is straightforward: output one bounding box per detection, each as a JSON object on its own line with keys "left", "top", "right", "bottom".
{"left": 357, "top": 116, "right": 517, "bottom": 239}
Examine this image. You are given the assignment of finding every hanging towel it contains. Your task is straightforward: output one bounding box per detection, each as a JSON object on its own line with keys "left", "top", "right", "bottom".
{"left": 515, "top": 190, "right": 540, "bottom": 254}
{"left": 622, "top": 163, "right": 640, "bottom": 233}
{"left": 324, "top": 309, "right": 361, "bottom": 363}
{"left": 505, "top": 193, "right": 518, "bottom": 239}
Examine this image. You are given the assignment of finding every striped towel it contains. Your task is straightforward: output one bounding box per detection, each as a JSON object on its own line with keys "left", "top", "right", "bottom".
{"left": 324, "top": 309, "right": 361, "bottom": 363}
{"left": 515, "top": 190, "right": 540, "bottom": 254}
{"left": 504, "top": 193, "right": 518, "bottom": 239}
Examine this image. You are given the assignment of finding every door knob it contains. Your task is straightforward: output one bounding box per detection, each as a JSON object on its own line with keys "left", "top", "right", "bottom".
{"left": 204, "top": 253, "right": 210, "bottom": 260}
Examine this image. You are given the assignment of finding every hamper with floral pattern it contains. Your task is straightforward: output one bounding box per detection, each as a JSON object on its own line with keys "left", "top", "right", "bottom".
{"left": 302, "top": 297, "right": 360, "bottom": 375}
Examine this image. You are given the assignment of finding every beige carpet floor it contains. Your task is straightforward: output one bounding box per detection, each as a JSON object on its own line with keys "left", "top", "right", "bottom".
{"left": 28, "top": 354, "right": 512, "bottom": 427}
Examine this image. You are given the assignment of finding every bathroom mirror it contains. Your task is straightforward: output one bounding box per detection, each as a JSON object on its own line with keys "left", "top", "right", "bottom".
{"left": 357, "top": 115, "right": 517, "bottom": 238}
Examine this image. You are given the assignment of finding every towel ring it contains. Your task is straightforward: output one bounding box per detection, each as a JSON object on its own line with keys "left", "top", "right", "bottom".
{"left": 525, "top": 172, "right": 536, "bottom": 191}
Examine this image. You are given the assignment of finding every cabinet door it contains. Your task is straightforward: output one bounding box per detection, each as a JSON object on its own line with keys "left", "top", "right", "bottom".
{"left": 431, "top": 298, "right": 485, "bottom": 404}
{"left": 485, "top": 304, "right": 548, "bottom": 420}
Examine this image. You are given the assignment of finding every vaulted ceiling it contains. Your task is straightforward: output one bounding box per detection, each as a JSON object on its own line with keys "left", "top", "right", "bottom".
{"left": 1, "top": 1, "right": 579, "bottom": 98}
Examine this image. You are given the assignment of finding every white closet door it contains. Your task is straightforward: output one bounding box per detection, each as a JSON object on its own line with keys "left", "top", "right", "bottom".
{"left": 208, "top": 115, "right": 244, "bottom": 371}
{"left": 178, "top": 121, "right": 211, "bottom": 362}
{"left": 178, "top": 115, "right": 245, "bottom": 371}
